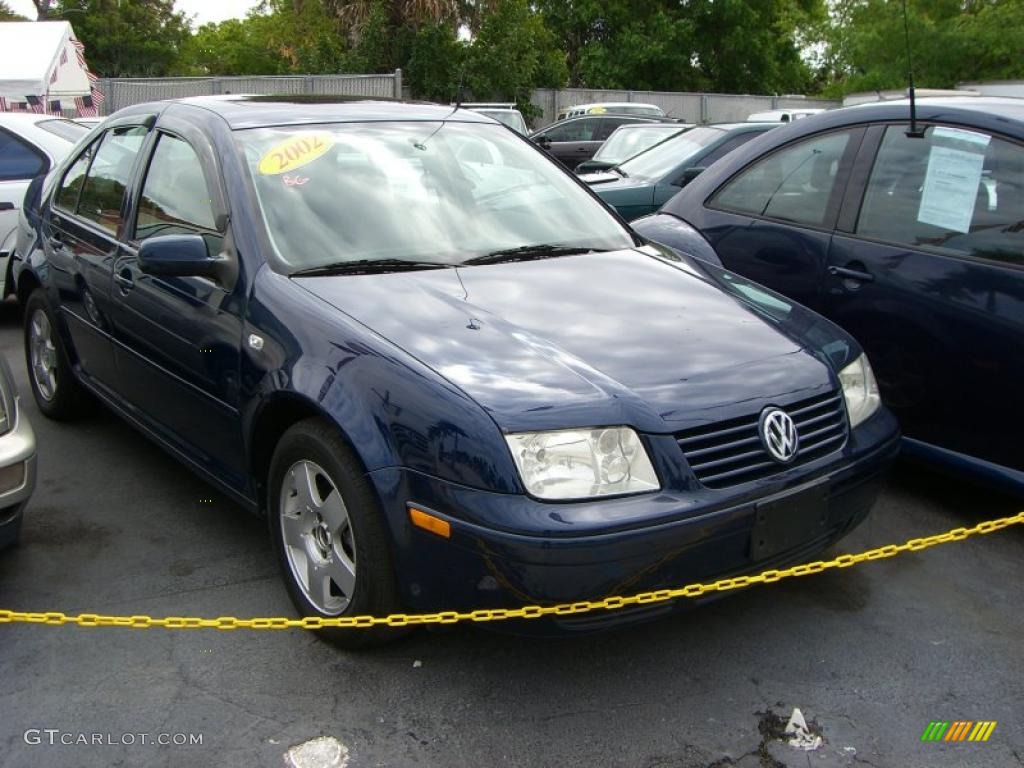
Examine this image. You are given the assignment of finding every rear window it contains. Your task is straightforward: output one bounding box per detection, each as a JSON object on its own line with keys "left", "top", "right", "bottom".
{"left": 617, "top": 126, "right": 726, "bottom": 181}
{"left": 36, "top": 119, "right": 88, "bottom": 143}
{"left": 0, "top": 128, "right": 46, "bottom": 181}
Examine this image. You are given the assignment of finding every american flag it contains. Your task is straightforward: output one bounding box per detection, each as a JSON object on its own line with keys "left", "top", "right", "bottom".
{"left": 69, "top": 36, "right": 104, "bottom": 114}
{"left": 26, "top": 95, "right": 44, "bottom": 114}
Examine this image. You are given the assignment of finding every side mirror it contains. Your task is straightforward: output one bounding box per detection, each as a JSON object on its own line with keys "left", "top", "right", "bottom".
{"left": 675, "top": 166, "right": 706, "bottom": 187}
{"left": 533, "top": 134, "right": 551, "bottom": 148}
{"left": 138, "top": 234, "right": 232, "bottom": 285}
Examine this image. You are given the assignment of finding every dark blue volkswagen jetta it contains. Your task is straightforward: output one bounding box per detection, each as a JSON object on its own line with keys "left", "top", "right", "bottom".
{"left": 15, "top": 97, "right": 899, "bottom": 645}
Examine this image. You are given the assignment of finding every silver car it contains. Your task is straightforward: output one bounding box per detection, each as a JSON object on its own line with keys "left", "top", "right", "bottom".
{"left": 0, "top": 357, "right": 36, "bottom": 548}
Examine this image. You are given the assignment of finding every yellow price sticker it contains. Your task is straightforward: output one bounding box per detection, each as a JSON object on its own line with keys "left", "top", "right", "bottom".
{"left": 257, "top": 132, "right": 334, "bottom": 176}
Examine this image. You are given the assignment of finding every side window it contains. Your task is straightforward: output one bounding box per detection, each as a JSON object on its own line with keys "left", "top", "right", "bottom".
{"left": 856, "top": 125, "right": 1023, "bottom": 267}
{"left": 135, "top": 133, "right": 220, "bottom": 247}
{"left": 546, "top": 119, "right": 598, "bottom": 142}
{"left": 712, "top": 130, "right": 854, "bottom": 227}
{"left": 594, "top": 118, "right": 630, "bottom": 141}
{"left": 699, "top": 132, "right": 759, "bottom": 169}
{"left": 76, "top": 125, "right": 148, "bottom": 234}
{"left": 55, "top": 141, "right": 98, "bottom": 212}
{"left": 0, "top": 128, "right": 47, "bottom": 181}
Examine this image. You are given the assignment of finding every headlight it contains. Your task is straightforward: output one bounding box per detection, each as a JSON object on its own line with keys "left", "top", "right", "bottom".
{"left": 839, "top": 353, "right": 881, "bottom": 429}
{"left": 505, "top": 427, "right": 659, "bottom": 500}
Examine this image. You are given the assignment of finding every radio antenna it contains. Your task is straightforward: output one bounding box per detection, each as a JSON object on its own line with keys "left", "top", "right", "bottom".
{"left": 901, "top": 0, "right": 925, "bottom": 138}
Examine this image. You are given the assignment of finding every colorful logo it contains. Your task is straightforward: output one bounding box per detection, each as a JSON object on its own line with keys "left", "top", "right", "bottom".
{"left": 921, "top": 721, "right": 997, "bottom": 742}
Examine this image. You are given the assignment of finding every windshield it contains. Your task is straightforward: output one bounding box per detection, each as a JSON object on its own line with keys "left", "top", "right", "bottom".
{"left": 618, "top": 126, "right": 726, "bottom": 181}
{"left": 237, "top": 121, "right": 634, "bottom": 271}
{"left": 474, "top": 109, "right": 528, "bottom": 135}
{"left": 595, "top": 125, "right": 685, "bottom": 163}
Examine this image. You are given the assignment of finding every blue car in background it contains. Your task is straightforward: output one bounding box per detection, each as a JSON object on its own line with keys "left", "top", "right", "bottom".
{"left": 15, "top": 97, "right": 899, "bottom": 645}
{"left": 634, "top": 97, "right": 1024, "bottom": 496}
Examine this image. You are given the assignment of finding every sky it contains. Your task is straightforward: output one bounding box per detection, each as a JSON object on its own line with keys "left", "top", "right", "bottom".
{"left": 7, "top": 0, "right": 263, "bottom": 26}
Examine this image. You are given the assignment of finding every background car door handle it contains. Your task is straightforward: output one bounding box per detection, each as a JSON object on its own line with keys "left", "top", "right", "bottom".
{"left": 828, "top": 265, "right": 874, "bottom": 283}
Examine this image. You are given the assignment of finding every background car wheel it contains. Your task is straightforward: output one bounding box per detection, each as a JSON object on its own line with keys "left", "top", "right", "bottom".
{"left": 23, "top": 289, "right": 88, "bottom": 420}
{"left": 268, "top": 418, "right": 407, "bottom": 649}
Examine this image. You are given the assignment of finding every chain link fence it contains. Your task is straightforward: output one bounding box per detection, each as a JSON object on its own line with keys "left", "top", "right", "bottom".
{"left": 96, "top": 71, "right": 403, "bottom": 115}
{"left": 529, "top": 88, "right": 840, "bottom": 127}
{"left": 94, "top": 73, "right": 837, "bottom": 127}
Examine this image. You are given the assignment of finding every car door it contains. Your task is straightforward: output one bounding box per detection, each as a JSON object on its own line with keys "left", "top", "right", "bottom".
{"left": 826, "top": 123, "right": 1024, "bottom": 472}
{"left": 697, "top": 127, "right": 864, "bottom": 311}
{"left": 108, "top": 119, "right": 248, "bottom": 488}
{"left": 542, "top": 118, "right": 604, "bottom": 167}
{"left": 0, "top": 126, "right": 49, "bottom": 265}
{"left": 42, "top": 122, "right": 150, "bottom": 394}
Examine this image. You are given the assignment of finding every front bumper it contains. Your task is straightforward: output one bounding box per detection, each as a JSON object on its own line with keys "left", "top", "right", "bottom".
{"left": 370, "top": 409, "right": 899, "bottom": 630}
{"left": 0, "top": 400, "right": 37, "bottom": 549}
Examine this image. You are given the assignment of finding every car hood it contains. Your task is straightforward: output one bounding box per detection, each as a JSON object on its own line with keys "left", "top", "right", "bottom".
{"left": 296, "top": 249, "right": 833, "bottom": 433}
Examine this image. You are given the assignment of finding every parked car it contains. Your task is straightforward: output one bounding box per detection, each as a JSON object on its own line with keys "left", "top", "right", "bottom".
{"left": 557, "top": 102, "right": 665, "bottom": 121}
{"left": 575, "top": 123, "right": 691, "bottom": 174}
{"left": 633, "top": 97, "right": 1024, "bottom": 495}
{"left": 17, "top": 96, "right": 899, "bottom": 644}
{"left": 0, "top": 357, "right": 37, "bottom": 548}
{"left": 0, "top": 113, "right": 87, "bottom": 297}
{"left": 459, "top": 103, "right": 529, "bottom": 135}
{"left": 532, "top": 114, "right": 677, "bottom": 168}
{"left": 747, "top": 109, "right": 825, "bottom": 123}
{"left": 582, "top": 122, "right": 777, "bottom": 220}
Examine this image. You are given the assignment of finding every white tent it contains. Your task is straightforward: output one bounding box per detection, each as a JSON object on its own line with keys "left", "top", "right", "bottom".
{"left": 0, "top": 21, "right": 94, "bottom": 113}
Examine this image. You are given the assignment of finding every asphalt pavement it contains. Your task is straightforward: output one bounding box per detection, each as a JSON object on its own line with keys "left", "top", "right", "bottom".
{"left": 0, "top": 301, "right": 1021, "bottom": 768}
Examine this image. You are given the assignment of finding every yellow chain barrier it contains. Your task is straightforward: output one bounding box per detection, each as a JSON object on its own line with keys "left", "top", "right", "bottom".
{"left": 1, "top": 511, "right": 1021, "bottom": 631}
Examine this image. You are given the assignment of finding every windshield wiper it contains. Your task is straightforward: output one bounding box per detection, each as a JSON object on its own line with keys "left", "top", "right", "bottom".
{"left": 462, "top": 244, "right": 607, "bottom": 266}
{"left": 291, "top": 259, "right": 455, "bottom": 277}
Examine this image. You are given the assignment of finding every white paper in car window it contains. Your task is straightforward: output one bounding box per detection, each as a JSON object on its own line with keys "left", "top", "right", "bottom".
{"left": 917, "top": 145, "right": 986, "bottom": 234}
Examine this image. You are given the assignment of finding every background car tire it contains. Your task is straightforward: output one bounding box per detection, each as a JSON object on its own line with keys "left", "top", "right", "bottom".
{"left": 268, "top": 417, "right": 407, "bottom": 649}
{"left": 23, "top": 289, "right": 89, "bottom": 421}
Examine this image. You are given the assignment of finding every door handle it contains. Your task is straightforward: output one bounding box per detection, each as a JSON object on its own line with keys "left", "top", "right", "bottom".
{"left": 47, "top": 233, "right": 63, "bottom": 249}
{"left": 828, "top": 265, "right": 874, "bottom": 283}
{"left": 114, "top": 268, "right": 134, "bottom": 292}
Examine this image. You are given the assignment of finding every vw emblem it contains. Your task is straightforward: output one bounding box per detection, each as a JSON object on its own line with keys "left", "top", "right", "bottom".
{"left": 759, "top": 408, "right": 799, "bottom": 464}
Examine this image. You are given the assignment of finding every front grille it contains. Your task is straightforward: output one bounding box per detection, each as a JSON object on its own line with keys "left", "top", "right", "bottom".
{"left": 675, "top": 391, "right": 847, "bottom": 489}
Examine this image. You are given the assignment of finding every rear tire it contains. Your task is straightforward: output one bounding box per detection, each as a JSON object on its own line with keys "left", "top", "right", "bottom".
{"left": 23, "top": 289, "right": 88, "bottom": 420}
{"left": 268, "top": 418, "right": 408, "bottom": 649}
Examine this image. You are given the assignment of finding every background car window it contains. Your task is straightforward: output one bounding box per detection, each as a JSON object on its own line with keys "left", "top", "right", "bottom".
{"left": 697, "top": 132, "right": 760, "bottom": 169}
{"left": 857, "top": 125, "right": 1023, "bottom": 266}
{"left": 0, "top": 128, "right": 46, "bottom": 181}
{"left": 618, "top": 126, "right": 726, "bottom": 181}
{"left": 593, "top": 117, "right": 632, "bottom": 141}
{"left": 75, "top": 125, "right": 148, "bottom": 234}
{"left": 55, "top": 140, "right": 98, "bottom": 212}
{"left": 712, "top": 130, "right": 853, "bottom": 226}
{"left": 35, "top": 119, "right": 89, "bottom": 144}
{"left": 545, "top": 118, "right": 599, "bottom": 142}
{"left": 136, "top": 133, "right": 220, "bottom": 248}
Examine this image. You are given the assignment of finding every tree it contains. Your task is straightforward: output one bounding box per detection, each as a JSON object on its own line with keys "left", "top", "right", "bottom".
{"left": 52, "top": 0, "right": 192, "bottom": 77}
{"left": 816, "top": 0, "right": 1024, "bottom": 95}
{"left": 0, "top": 1, "right": 29, "bottom": 20}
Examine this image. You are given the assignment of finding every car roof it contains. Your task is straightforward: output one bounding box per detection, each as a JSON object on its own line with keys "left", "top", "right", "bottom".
{"left": 116, "top": 95, "right": 498, "bottom": 130}
{"left": 660, "top": 96, "right": 1024, "bottom": 219}
{"left": 566, "top": 102, "right": 660, "bottom": 109}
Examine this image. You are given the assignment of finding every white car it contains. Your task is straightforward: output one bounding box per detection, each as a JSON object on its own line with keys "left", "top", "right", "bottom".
{"left": 557, "top": 102, "right": 665, "bottom": 121}
{"left": 0, "top": 113, "right": 87, "bottom": 297}
{"left": 746, "top": 108, "right": 825, "bottom": 123}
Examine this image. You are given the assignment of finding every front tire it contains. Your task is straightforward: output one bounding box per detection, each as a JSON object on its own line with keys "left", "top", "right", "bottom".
{"left": 23, "top": 289, "right": 88, "bottom": 420}
{"left": 268, "top": 418, "right": 406, "bottom": 649}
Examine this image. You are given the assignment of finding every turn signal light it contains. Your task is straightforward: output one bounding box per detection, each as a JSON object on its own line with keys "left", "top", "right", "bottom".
{"left": 409, "top": 507, "right": 450, "bottom": 539}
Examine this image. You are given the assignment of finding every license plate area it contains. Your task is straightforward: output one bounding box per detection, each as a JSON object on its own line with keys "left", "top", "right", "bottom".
{"left": 750, "top": 482, "right": 829, "bottom": 561}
